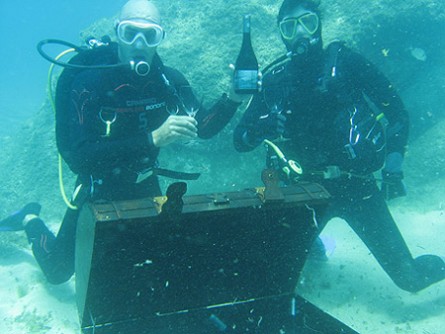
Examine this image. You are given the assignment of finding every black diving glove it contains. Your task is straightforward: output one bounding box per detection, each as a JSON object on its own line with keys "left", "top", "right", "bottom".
{"left": 380, "top": 152, "right": 407, "bottom": 200}
{"left": 381, "top": 171, "right": 407, "bottom": 200}
{"left": 244, "top": 111, "right": 287, "bottom": 147}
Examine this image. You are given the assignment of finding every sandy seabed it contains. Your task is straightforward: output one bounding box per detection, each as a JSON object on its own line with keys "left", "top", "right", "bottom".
{"left": 1, "top": 206, "right": 444, "bottom": 334}
{"left": 298, "top": 208, "right": 445, "bottom": 334}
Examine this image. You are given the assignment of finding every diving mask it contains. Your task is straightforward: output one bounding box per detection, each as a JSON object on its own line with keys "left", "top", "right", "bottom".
{"left": 279, "top": 12, "right": 319, "bottom": 40}
{"left": 117, "top": 20, "right": 165, "bottom": 47}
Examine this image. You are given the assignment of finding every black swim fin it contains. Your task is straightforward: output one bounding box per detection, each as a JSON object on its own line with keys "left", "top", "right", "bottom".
{"left": 0, "top": 202, "right": 41, "bottom": 232}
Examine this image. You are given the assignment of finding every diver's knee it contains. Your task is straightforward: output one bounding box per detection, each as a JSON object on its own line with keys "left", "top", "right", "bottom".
{"left": 44, "top": 268, "right": 74, "bottom": 285}
{"left": 392, "top": 278, "right": 422, "bottom": 293}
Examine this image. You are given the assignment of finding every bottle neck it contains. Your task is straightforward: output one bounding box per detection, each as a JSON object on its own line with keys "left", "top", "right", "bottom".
{"left": 243, "top": 15, "right": 251, "bottom": 34}
{"left": 242, "top": 15, "right": 253, "bottom": 51}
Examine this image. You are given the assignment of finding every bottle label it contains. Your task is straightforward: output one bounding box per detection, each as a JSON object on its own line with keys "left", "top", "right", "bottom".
{"left": 234, "top": 70, "right": 258, "bottom": 91}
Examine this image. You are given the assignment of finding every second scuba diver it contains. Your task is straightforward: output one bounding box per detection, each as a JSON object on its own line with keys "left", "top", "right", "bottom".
{"left": 234, "top": 0, "right": 445, "bottom": 292}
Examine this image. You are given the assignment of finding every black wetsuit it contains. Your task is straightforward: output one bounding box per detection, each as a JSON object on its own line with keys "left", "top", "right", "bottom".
{"left": 26, "top": 44, "right": 240, "bottom": 284}
{"left": 234, "top": 43, "right": 445, "bottom": 292}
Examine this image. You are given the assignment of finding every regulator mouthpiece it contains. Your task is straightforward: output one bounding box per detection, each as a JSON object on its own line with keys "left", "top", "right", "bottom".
{"left": 293, "top": 38, "right": 310, "bottom": 55}
{"left": 291, "top": 37, "right": 320, "bottom": 57}
{"left": 130, "top": 59, "right": 151, "bottom": 76}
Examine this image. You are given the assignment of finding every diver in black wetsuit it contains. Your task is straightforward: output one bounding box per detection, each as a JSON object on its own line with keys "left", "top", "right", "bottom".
{"left": 234, "top": 0, "right": 445, "bottom": 293}
{"left": 0, "top": 0, "right": 242, "bottom": 285}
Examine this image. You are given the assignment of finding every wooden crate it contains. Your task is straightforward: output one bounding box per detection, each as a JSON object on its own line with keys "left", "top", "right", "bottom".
{"left": 75, "top": 183, "right": 347, "bottom": 333}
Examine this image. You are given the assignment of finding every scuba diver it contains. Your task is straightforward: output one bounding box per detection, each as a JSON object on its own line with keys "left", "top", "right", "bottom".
{"left": 0, "top": 0, "right": 244, "bottom": 284}
{"left": 234, "top": 0, "right": 445, "bottom": 293}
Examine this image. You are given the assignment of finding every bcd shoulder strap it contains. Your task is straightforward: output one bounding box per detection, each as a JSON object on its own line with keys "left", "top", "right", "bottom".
{"left": 318, "top": 40, "right": 345, "bottom": 93}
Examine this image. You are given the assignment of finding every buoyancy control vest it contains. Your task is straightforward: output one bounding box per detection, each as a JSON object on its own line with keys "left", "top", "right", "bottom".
{"left": 264, "top": 41, "right": 387, "bottom": 178}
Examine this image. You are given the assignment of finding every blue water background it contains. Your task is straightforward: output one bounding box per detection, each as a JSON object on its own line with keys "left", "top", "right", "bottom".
{"left": 0, "top": 0, "right": 127, "bottom": 137}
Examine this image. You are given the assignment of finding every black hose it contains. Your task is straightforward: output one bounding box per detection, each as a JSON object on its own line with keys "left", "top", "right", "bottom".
{"left": 36, "top": 39, "right": 127, "bottom": 70}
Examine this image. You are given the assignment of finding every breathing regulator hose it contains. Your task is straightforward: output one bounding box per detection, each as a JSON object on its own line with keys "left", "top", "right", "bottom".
{"left": 47, "top": 48, "right": 78, "bottom": 210}
{"left": 263, "top": 139, "right": 303, "bottom": 178}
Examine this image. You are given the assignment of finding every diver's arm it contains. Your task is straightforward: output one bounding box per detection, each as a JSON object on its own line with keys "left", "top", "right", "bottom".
{"left": 197, "top": 93, "right": 242, "bottom": 139}
{"left": 348, "top": 50, "right": 410, "bottom": 155}
{"left": 233, "top": 94, "right": 267, "bottom": 152}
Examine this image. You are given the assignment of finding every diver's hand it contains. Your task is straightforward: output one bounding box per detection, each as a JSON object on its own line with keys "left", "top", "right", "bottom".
{"left": 380, "top": 152, "right": 407, "bottom": 200}
{"left": 381, "top": 171, "right": 407, "bottom": 200}
{"left": 228, "top": 64, "right": 262, "bottom": 103}
{"left": 243, "top": 110, "right": 287, "bottom": 147}
{"left": 152, "top": 115, "right": 198, "bottom": 147}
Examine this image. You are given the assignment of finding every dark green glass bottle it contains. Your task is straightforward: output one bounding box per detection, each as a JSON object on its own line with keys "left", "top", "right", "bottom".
{"left": 233, "top": 14, "right": 259, "bottom": 94}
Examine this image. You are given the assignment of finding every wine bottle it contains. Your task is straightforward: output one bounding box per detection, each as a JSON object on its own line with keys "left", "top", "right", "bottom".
{"left": 233, "top": 14, "right": 259, "bottom": 94}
